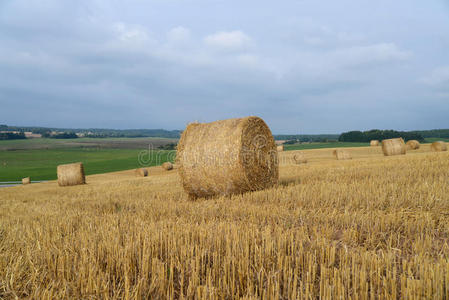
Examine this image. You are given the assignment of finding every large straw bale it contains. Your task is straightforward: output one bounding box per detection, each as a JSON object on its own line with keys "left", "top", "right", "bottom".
{"left": 431, "top": 141, "right": 447, "bottom": 152}
{"left": 22, "top": 177, "right": 30, "bottom": 185}
{"left": 277, "top": 145, "right": 284, "bottom": 152}
{"left": 292, "top": 152, "right": 307, "bottom": 164}
{"left": 382, "top": 138, "right": 406, "bottom": 156}
{"left": 135, "top": 168, "right": 148, "bottom": 177}
{"left": 332, "top": 149, "right": 352, "bottom": 160}
{"left": 370, "top": 140, "right": 379, "bottom": 146}
{"left": 57, "top": 162, "right": 85, "bottom": 186}
{"left": 162, "top": 162, "right": 173, "bottom": 170}
{"left": 406, "top": 140, "right": 420, "bottom": 150}
{"left": 177, "top": 116, "right": 278, "bottom": 199}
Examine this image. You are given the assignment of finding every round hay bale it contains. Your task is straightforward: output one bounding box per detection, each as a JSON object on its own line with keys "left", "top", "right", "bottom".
{"left": 406, "top": 140, "right": 420, "bottom": 150}
{"left": 332, "top": 149, "right": 352, "bottom": 160}
{"left": 135, "top": 168, "right": 148, "bottom": 177}
{"left": 162, "top": 162, "right": 173, "bottom": 171}
{"left": 22, "top": 177, "right": 30, "bottom": 185}
{"left": 381, "top": 138, "right": 406, "bottom": 156}
{"left": 370, "top": 140, "right": 379, "bottom": 146}
{"left": 292, "top": 152, "right": 307, "bottom": 164}
{"left": 57, "top": 162, "right": 85, "bottom": 187}
{"left": 430, "top": 141, "right": 447, "bottom": 152}
{"left": 177, "top": 116, "right": 278, "bottom": 199}
{"left": 277, "top": 145, "right": 284, "bottom": 152}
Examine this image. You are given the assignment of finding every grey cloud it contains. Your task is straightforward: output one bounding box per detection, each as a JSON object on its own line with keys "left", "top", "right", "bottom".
{"left": 0, "top": 0, "right": 448, "bottom": 133}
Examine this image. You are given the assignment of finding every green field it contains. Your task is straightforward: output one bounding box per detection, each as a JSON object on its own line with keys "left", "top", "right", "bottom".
{"left": 284, "top": 142, "right": 369, "bottom": 151}
{"left": 0, "top": 148, "right": 175, "bottom": 181}
{"left": 0, "top": 138, "right": 177, "bottom": 181}
{"left": 424, "top": 137, "right": 449, "bottom": 143}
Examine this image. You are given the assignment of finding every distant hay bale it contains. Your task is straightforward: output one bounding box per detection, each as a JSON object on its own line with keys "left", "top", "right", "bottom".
{"left": 57, "top": 162, "right": 85, "bottom": 187}
{"left": 332, "top": 149, "right": 352, "bottom": 160}
{"left": 292, "top": 152, "right": 307, "bottom": 164}
{"left": 162, "top": 162, "right": 173, "bottom": 171}
{"left": 277, "top": 145, "right": 284, "bottom": 152}
{"left": 176, "top": 116, "right": 279, "bottom": 199}
{"left": 22, "top": 177, "right": 30, "bottom": 185}
{"left": 382, "top": 138, "right": 406, "bottom": 156}
{"left": 406, "top": 140, "right": 420, "bottom": 150}
{"left": 370, "top": 140, "right": 379, "bottom": 146}
{"left": 135, "top": 168, "right": 148, "bottom": 177}
{"left": 430, "top": 141, "right": 447, "bottom": 152}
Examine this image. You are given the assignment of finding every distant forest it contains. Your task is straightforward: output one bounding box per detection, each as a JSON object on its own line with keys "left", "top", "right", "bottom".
{"left": 1, "top": 124, "right": 448, "bottom": 142}
{"left": 0, "top": 125, "right": 181, "bottom": 139}
{"left": 338, "top": 130, "right": 424, "bottom": 143}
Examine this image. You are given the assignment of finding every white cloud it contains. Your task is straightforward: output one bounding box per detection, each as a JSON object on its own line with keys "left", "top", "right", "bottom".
{"left": 204, "top": 30, "right": 252, "bottom": 51}
{"left": 420, "top": 66, "right": 449, "bottom": 86}
{"left": 167, "top": 26, "right": 191, "bottom": 43}
{"left": 113, "top": 22, "right": 149, "bottom": 43}
{"left": 331, "top": 43, "right": 412, "bottom": 68}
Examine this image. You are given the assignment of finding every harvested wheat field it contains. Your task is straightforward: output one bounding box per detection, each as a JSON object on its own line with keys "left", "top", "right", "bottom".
{"left": 1, "top": 145, "right": 449, "bottom": 299}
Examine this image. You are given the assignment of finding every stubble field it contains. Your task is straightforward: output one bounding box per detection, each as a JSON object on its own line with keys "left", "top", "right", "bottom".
{"left": 1, "top": 144, "right": 448, "bottom": 299}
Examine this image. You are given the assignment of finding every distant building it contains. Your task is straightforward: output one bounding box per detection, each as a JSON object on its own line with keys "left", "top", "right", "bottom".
{"left": 0, "top": 131, "right": 20, "bottom": 134}
{"left": 24, "top": 132, "right": 42, "bottom": 138}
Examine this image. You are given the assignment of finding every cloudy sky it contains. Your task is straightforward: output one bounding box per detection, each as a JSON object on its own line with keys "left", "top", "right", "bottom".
{"left": 1, "top": 0, "right": 448, "bottom": 133}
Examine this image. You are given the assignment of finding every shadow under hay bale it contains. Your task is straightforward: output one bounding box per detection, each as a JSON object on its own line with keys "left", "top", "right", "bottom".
{"left": 333, "top": 149, "right": 352, "bottom": 160}
{"left": 135, "top": 168, "right": 148, "bottom": 177}
{"left": 22, "top": 177, "right": 30, "bottom": 185}
{"left": 162, "top": 162, "right": 173, "bottom": 170}
{"left": 370, "top": 140, "right": 379, "bottom": 146}
{"left": 57, "top": 162, "right": 85, "bottom": 187}
{"left": 431, "top": 141, "right": 447, "bottom": 152}
{"left": 176, "top": 116, "right": 279, "bottom": 199}
{"left": 382, "top": 138, "right": 406, "bottom": 156}
{"left": 406, "top": 140, "right": 420, "bottom": 150}
{"left": 292, "top": 152, "right": 307, "bottom": 164}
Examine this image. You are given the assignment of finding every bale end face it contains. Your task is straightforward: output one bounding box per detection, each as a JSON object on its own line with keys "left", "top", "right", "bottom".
{"left": 333, "top": 149, "right": 352, "bottom": 160}
{"left": 370, "top": 140, "right": 379, "bottom": 146}
{"left": 22, "top": 177, "right": 30, "bottom": 185}
{"left": 135, "top": 168, "right": 148, "bottom": 177}
{"left": 57, "top": 162, "right": 86, "bottom": 187}
{"left": 293, "top": 153, "right": 307, "bottom": 164}
{"left": 382, "top": 138, "right": 406, "bottom": 156}
{"left": 162, "top": 162, "right": 173, "bottom": 170}
{"left": 431, "top": 141, "right": 448, "bottom": 152}
{"left": 406, "top": 140, "right": 420, "bottom": 150}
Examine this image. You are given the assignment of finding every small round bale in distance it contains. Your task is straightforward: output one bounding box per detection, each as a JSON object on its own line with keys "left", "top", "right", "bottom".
{"left": 177, "top": 116, "right": 279, "bottom": 199}
{"left": 370, "top": 140, "right": 379, "bottom": 146}
{"left": 277, "top": 145, "right": 284, "bottom": 152}
{"left": 57, "top": 162, "right": 86, "bottom": 187}
{"left": 293, "top": 152, "right": 307, "bottom": 164}
{"left": 332, "top": 149, "right": 352, "bottom": 160}
{"left": 22, "top": 177, "right": 30, "bottom": 185}
{"left": 135, "top": 168, "right": 148, "bottom": 177}
{"left": 162, "top": 162, "right": 173, "bottom": 170}
{"left": 431, "top": 141, "right": 447, "bottom": 152}
{"left": 382, "top": 138, "right": 406, "bottom": 156}
{"left": 406, "top": 140, "right": 420, "bottom": 150}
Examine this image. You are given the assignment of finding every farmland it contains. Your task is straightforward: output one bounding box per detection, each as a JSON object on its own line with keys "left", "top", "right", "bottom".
{"left": 0, "top": 138, "right": 177, "bottom": 181}
{"left": 1, "top": 144, "right": 448, "bottom": 298}
{"left": 1, "top": 138, "right": 370, "bottom": 182}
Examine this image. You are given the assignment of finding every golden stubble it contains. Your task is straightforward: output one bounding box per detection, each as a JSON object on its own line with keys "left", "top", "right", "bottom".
{"left": 0, "top": 145, "right": 448, "bottom": 299}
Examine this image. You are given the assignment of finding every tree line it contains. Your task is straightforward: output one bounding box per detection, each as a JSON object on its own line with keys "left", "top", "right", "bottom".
{"left": 338, "top": 129, "right": 424, "bottom": 143}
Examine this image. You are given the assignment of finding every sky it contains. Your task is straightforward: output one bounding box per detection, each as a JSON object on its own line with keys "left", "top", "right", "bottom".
{"left": 0, "top": 0, "right": 448, "bottom": 134}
